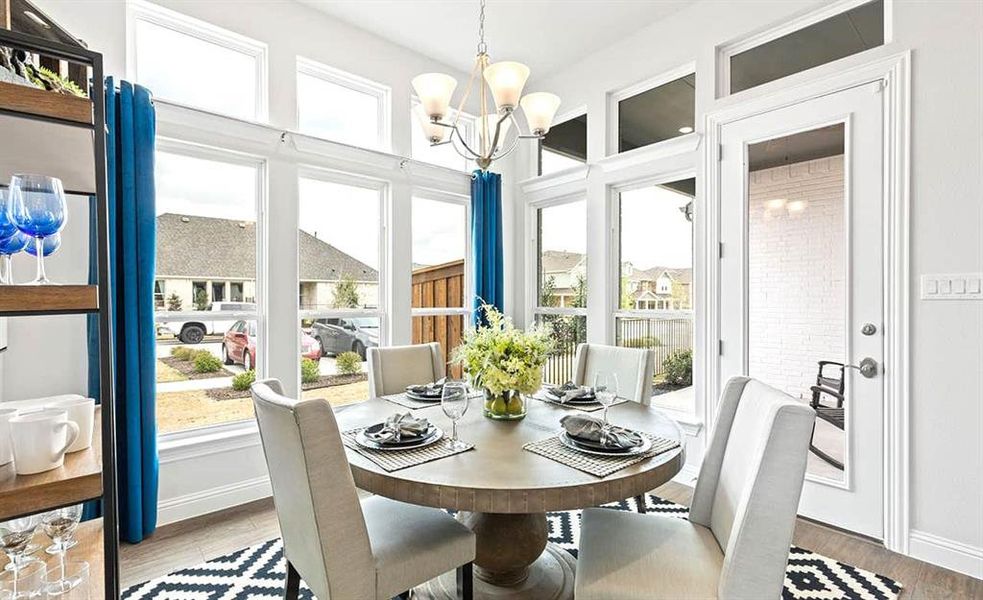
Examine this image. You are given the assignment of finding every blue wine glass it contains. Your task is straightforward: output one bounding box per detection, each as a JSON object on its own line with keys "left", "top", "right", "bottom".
{"left": 8, "top": 174, "right": 67, "bottom": 285}
{"left": 0, "top": 231, "right": 29, "bottom": 285}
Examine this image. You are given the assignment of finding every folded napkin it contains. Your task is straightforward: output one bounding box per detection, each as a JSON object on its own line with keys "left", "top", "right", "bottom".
{"left": 544, "top": 381, "right": 595, "bottom": 403}
{"left": 364, "top": 413, "right": 430, "bottom": 444}
{"left": 406, "top": 377, "right": 446, "bottom": 396}
{"left": 559, "top": 414, "right": 644, "bottom": 450}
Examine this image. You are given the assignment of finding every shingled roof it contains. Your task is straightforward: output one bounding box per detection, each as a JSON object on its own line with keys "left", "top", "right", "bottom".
{"left": 156, "top": 213, "right": 377, "bottom": 282}
{"left": 540, "top": 250, "right": 585, "bottom": 273}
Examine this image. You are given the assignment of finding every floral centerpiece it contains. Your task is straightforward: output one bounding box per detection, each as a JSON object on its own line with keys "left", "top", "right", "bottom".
{"left": 452, "top": 304, "right": 553, "bottom": 420}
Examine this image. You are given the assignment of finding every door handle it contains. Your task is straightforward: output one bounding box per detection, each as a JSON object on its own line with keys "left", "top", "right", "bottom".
{"left": 848, "top": 357, "right": 878, "bottom": 379}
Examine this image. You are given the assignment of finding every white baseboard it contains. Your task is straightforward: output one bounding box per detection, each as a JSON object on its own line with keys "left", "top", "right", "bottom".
{"left": 909, "top": 529, "right": 983, "bottom": 580}
{"left": 157, "top": 475, "right": 271, "bottom": 527}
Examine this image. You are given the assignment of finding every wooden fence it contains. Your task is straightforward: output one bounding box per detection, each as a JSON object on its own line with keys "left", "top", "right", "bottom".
{"left": 411, "top": 260, "right": 465, "bottom": 377}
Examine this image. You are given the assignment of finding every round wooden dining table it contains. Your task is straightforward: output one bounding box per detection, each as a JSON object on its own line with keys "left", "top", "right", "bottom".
{"left": 335, "top": 396, "right": 684, "bottom": 600}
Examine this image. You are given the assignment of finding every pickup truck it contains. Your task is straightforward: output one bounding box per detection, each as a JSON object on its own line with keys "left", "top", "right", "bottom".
{"left": 158, "top": 302, "right": 256, "bottom": 344}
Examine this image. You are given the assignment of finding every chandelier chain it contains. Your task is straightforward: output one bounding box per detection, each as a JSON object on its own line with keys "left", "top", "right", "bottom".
{"left": 477, "top": 0, "right": 487, "bottom": 55}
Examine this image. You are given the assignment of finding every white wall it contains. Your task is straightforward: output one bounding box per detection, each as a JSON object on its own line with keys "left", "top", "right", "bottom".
{"left": 517, "top": 0, "right": 983, "bottom": 577}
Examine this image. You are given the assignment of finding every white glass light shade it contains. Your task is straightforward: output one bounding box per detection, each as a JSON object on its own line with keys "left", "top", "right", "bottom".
{"left": 412, "top": 73, "right": 457, "bottom": 119}
{"left": 520, "top": 92, "right": 561, "bottom": 135}
{"left": 483, "top": 61, "right": 530, "bottom": 111}
{"left": 413, "top": 103, "right": 448, "bottom": 143}
{"left": 477, "top": 114, "right": 512, "bottom": 153}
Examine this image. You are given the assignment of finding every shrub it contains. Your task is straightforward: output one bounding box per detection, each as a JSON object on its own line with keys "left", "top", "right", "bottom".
{"left": 662, "top": 349, "right": 693, "bottom": 386}
{"left": 232, "top": 370, "right": 256, "bottom": 392}
{"left": 171, "top": 346, "right": 194, "bottom": 361}
{"left": 622, "top": 336, "right": 662, "bottom": 349}
{"left": 301, "top": 358, "right": 320, "bottom": 384}
{"left": 165, "top": 292, "right": 183, "bottom": 311}
{"left": 193, "top": 351, "right": 223, "bottom": 373}
{"left": 336, "top": 351, "right": 362, "bottom": 375}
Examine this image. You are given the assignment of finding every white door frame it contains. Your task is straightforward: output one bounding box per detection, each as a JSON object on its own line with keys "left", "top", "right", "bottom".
{"left": 703, "top": 51, "right": 911, "bottom": 553}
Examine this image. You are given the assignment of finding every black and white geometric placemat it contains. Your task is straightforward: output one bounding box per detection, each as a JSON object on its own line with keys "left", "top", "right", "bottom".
{"left": 122, "top": 494, "right": 902, "bottom": 600}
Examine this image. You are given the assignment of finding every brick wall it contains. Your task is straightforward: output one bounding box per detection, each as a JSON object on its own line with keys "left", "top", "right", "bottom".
{"left": 747, "top": 155, "right": 846, "bottom": 400}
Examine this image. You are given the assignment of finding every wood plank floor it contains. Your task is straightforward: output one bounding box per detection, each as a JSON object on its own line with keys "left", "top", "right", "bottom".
{"left": 120, "top": 482, "right": 982, "bottom": 598}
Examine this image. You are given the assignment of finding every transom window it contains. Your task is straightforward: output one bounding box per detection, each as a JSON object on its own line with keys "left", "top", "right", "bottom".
{"left": 539, "top": 114, "right": 587, "bottom": 176}
{"left": 614, "top": 70, "right": 696, "bottom": 154}
{"left": 297, "top": 57, "right": 391, "bottom": 151}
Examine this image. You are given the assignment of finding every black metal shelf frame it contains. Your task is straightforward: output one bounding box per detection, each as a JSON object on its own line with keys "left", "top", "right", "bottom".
{"left": 0, "top": 27, "right": 119, "bottom": 598}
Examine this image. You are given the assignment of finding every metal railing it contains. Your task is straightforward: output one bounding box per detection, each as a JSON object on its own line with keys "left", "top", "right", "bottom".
{"left": 616, "top": 314, "right": 694, "bottom": 376}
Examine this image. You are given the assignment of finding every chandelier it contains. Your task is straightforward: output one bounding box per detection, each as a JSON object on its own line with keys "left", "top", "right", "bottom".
{"left": 411, "top": 0, "right": 561, "bottom": 171}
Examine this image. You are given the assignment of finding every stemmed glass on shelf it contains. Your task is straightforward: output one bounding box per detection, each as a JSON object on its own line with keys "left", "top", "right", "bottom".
{"left": 40, "top": 504, "right": 83, "bottom": 595}
{"left": 0, "top": 188, "right": 29, "bottom": 285}
{"left": 7, "top": 174, "right": 67, "bottom": 285}
{"left": 0, "top": 514, "right": 43, "bottom": 598}
{"left": 593, "top": 371, "right": 620, "bottom": 425}
{"left": 441, "top": 381, "right": 470, "bottom": 451}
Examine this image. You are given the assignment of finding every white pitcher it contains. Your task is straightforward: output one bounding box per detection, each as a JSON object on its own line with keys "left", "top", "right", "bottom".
{"left": 9, "top": 409, "right": 79, "bottom": 475}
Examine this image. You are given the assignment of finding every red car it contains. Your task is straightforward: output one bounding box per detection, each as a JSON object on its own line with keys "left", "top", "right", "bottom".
{"left": 222, "top": 320, "right": 321, "bottom": 371}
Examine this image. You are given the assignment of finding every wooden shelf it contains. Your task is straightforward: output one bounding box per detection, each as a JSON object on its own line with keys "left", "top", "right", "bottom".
{"left": 0, "top": 284, "right": 98, "bottom": 316}
{"left": 0, "top": 408, "right": 102, "bottom": 520}
{"left": 0, "top": 518, "right": 105, "bottom": 599}
{"left": 0, "top": 81, "right": 92, "bottom": 125}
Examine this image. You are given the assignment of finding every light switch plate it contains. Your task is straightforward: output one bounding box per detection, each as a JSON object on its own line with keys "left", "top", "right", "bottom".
{"left": 921, "top": 273, "right": 983, "bottom": 300}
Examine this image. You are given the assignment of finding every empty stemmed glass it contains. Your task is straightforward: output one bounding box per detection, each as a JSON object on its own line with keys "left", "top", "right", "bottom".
{"left": 41, "top": 505, "right": 82, "bottom": 594}
{"left": 593, "top": 371, "right": 620, "bottom": 425}
{"left": 441, "top": 381, "right": 470, "bottom": 451}
{"left": 8, "top": 174, "right": 67, "bottom": 285}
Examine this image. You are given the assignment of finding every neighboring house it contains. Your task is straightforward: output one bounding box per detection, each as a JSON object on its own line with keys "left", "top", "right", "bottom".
{"left": 539, "top": 250, "right": 587, "bottom": 307}
{"left": 155, "top": 213, "right": 378, "bottom": 311}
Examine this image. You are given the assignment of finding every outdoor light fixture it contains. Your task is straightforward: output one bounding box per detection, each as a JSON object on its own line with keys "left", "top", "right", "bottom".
{"left": 678, "top": 126, "right": 694, "bottom": 134}
{"left": 411, "top": 0, "right": 561, "bottom": 171}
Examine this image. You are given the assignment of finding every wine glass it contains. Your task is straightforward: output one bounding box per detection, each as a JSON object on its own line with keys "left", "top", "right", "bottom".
{"left": 593, "top": 371, "right": 620, "bottom": 425}
{"left": 0, "top": 515, "right": 41, "bottom": 578}
{"left": 441, "top": 381, "right": 470, "bottom": 451}
{"left": 8, "top": 174, "right": 67, "bottom": 285}
{"left": 0, "top": 232, "right": 29, "bottom": 285}
{"left": 40, "top": 505, "right": 82, "bottom": 594}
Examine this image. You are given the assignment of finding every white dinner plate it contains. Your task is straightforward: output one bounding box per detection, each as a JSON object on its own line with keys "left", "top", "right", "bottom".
{"left": 355, "top": 426, "right": 444, "bottom": 451}
{"left": 558, "top": 431, "right": 652, "bottom": 457}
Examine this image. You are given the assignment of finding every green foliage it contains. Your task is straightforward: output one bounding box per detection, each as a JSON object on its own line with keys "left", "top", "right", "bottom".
{"left": 622, "top": 336, "right": 662, "bottom": 349}
{"left": 662, "top": 349, "right": 693, "bottom": 386}
{"left": 571, "top": 274, "right": 588, "bottom": 309}
{"left": 335, "top": 351, "right": 362, "bottom": 375}
{"left": 232, "top": 370, "right": 256, "bottom": 391}
{"left": 193, "top": 351, "right": 223, "bottom": 373}
{"left": 171, "top": 346, "right": 194, "bottom": 361}
{"left": 332, "top": 274, "right": 361, "bottom": 309}
{"left": 620, "top": 275, "right": 635, "bottom": 310}
{"left": 452, "top": 304, "right": 554, "bottom": 396}
{"left": 193, "top": 289, "right": 209, "bottom": 311}
{"left": 166, "top": 293, "right": 183, "bottom": 311}
{"left": 25, "top": 64, "right": 87, "bottom": 97}
{"left": 539, "top": 275, "right": 559, "bottom": 308}
{"left": 301, "top": 358, "right": 320, "bottom": 384}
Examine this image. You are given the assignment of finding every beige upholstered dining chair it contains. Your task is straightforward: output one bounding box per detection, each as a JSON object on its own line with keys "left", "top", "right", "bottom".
{"left": 572, "top": 343, "right": 655, "bottom": 405}
{"left": 367, "top": 342, "right": 446, "bottom": 398}
{"left": 250, "top": 378, "right": 475, "bottom": 600}
{"left": 575, "top": 376, "right": 815, "bottom": 600}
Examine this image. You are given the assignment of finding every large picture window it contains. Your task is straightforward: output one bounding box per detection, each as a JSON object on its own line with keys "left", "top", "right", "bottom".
{"left": 153, "top": 142, "right": 264, "bottom": 433}
{"left": 616, "top": 178, "right": 695, "bottom": 412}
{"left": 411, "top": 194, "right": 469, "bottom": 376}
{"left": 298, "top": 173, "right": 385, "bottom": 406}
{"left": 297, "top": 58, "right": 391, "bottom": 151}
{"left": 533, "top": 199, "right": 588, "bottom": 385}
{"left": 129, "top": 1, "right": 267, "bottom": 121}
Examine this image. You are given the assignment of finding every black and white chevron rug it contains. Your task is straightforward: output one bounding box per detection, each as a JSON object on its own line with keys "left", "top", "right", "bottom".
{"left": 123, "top": 494, "right": 902, "bottom": 600}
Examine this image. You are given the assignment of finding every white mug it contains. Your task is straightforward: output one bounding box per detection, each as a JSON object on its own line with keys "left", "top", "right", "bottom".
{"left": 0, "top": 408, "right": 16, "bottom": 466}
{"left": 9, "top": 409, "right": 79, "bottom": 475}
{"left": 45, "top": 397, "right": 95, "bottom": 453}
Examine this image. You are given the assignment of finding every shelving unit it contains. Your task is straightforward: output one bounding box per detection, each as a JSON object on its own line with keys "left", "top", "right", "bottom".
{"left": 0, "top": 14, "right": 119, "bottom": 599}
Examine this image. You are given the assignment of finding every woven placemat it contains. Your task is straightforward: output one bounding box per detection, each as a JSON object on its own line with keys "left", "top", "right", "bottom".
{"left": 530, "top": 392, "right": 629, "bottom": 413}
{"left": 523, "top": 433, "right": 679, "bottom": 478}
{"left": 379, "top": 392, "right": 444, "bottom": 409}
{"left": 342, "top": 427, "right": 474, "bottom": 472}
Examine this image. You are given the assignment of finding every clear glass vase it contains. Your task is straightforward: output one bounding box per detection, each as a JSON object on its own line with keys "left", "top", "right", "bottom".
{"left": 483, "top": 389, "right": 526, "bottom": 420}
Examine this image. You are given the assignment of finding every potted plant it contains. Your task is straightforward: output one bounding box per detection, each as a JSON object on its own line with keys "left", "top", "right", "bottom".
{"left": 452, "top": 304, "right": 553, "bottom": 420}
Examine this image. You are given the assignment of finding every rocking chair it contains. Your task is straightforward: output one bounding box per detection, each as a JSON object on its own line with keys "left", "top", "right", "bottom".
{"left": 809, "top": 360, "right": 845, "bottom": 470}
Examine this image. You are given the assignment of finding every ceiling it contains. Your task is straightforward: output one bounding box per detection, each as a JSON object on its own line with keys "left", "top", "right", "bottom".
{"left": 297, "top": 0, "right": 694, "bottom": 80}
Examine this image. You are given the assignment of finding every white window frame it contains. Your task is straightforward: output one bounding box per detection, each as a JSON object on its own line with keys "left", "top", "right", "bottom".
{"left": 297, "top": 166, "right": 390, "bottom": 365}
{"left": 152, "top": 138, "right": 269, "bottom": 430}
{"left": 126, "top": 0, "right": 269, "bottom": 122}
{"left": 410, "top": 189, "right": 473, "bottom": 326}
{"left": 297, "top": 56, "right": 392, "bottom": 153}
{"left": 607, "top": 62, "right": 697, "bottom": 158}
{"left": 715, "top": 0, "right": 893, "bottom": 98}
{"left": 410, "top": 96, "right": 477, "bottom": 172}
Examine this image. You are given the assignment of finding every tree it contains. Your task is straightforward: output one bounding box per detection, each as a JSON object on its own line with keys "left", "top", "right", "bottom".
{"left": 166, "top": 292, "right": 183, "bottom": 311}
{"left": 193, "top": 289, "right": 209, "bottom": 311}
{"left": 571, "top": 274, "right": 587, "bottom": 309}
{"left": 539, "top": 275, "right": 559, "bottom": 307}
{"left": 620, "top": 275, "right": 634, "bottom": 310}
{"left": 332, "top": 273, "right": 361, "bottom": 309}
